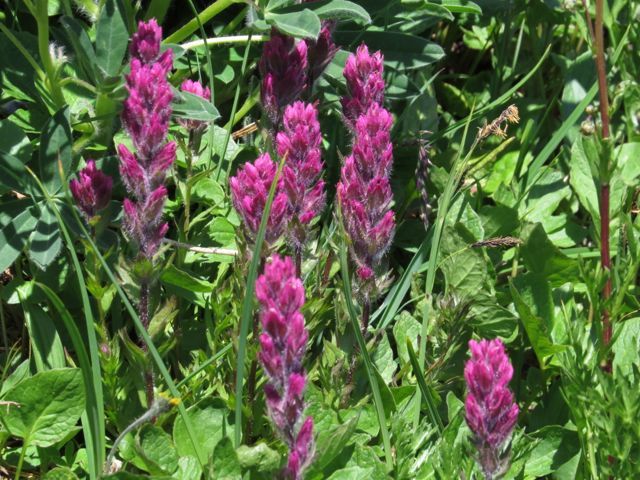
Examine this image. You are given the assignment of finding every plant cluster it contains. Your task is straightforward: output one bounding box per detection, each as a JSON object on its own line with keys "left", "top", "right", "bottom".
{"left": 1, "top": 0, "right": 640, "bottom": 479}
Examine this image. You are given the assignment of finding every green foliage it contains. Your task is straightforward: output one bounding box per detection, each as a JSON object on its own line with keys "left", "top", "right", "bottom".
{"left": 2, "top": 0, "right": 640, "bottom": 478}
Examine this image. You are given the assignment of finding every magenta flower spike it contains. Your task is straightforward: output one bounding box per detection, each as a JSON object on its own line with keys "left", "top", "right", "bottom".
{"left": 276, "top": 101, "right": 326, "bottom": 250}
{"left": 256, "top": 255, "right": 315, "bottom": 480}
{"left": 341, "top": 44, "right": 385, "bottom": 129}
{"left": 260, "top": 31, "right": 308, "bottom": 127}
{"left": 464, "top": 339, "right": 519, "bottom": 479}
{"left": 69, "top": 160, "right": 113, "bottom": 220}
{"left": 306, "top": 22, "right": 339, "bottom": 88}
{"left": 179, "top": 79, "right": 212, "bottom": 131}
{"left": 118, "top": 19, "right": 175, "bottom": 260}
{"left": 337, "top": 103, "right": 395, "bottom": 302}
{"left": 229, "top": 153, "right": 290, "bottom": 245}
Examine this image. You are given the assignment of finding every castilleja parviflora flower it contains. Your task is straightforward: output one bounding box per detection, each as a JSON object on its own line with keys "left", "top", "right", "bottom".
{"left": 70, "top": 160, "right": 113, "bottom": 221}
{"left": 464, "top": 339, "right": 519, "bottom": 479}
{"left": 118, "top": 19, "right": 175, "bottom": 259}
{"left": 229, "top": 153, "right": 290, "bottom": 246}
{"left": 276, "top": 101, "right": 326, "bottom": 252}
{"left": 256, "top": 255, "right": 315, "bottom": 480}
{"left": 338, "top": 45, "right": 395, "bottom": 306}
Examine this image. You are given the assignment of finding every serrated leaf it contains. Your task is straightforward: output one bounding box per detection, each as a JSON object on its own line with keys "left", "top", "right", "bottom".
{"left": 236, "top": 443, "right": 280, "bottom": 472}
{"left": 43, "top": 466, "right": 80, "bottom": 480}
{"left": 137, "top": 425, "right": 179, "bottom": 475}
{"left": 0, "top": 368, "right": 85, "bottom": 447}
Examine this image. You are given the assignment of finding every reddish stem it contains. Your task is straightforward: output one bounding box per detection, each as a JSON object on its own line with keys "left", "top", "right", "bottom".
{"left": 594, "top": 0, "right": 612, "bottom": 346}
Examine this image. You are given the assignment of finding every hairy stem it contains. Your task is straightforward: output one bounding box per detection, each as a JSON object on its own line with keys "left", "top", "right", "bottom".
{"left": 139, "top": 280, "right": 155, "bottom": 408}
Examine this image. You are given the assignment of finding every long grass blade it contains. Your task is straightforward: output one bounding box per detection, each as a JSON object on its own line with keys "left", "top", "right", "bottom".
{"left": 406, "top": 339, "right": 444, "bottom": 433}
{"left": 234, "top": 154, "right": 287, "bottom": 447}
{"left": 337, "top": 221, "right": 394, "bottom": 470}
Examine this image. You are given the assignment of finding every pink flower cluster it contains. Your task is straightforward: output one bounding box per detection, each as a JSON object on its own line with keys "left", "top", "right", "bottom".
{"left": 260, "top": 26, "right": 337, "bottom": 128}
{"left": 229, "top": 153, "right": 289, "bottom": 245}
{"left": 465, "top": 339, "right": 519, "bottom": 478}
{"left": 260, "top": 31, "right": 309, "bottom": 128}
{"left": 70, "top": 160, "right": 113, "bottom": 220}
{"left": 276, "top": 101, "right": 326, "bottom": 249}
{"left": 341, "top": 44, "right": 385, "bottom": 129}
{"left": 256, "top": 255, "right": 314, "bottom": 480}
{"left": 118, "top": 20, "right": 175, "bottom": 259}
{"left": 179, "top": 79, "right": 211, "bottom": 131}
{"left": 338, "top": 46, "right": 395, "bottom": 302}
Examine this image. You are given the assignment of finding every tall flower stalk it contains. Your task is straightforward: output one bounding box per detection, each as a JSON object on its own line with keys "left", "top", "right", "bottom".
{"left": 118, "top": 19, "right": 175, "bottom": 407}
{"left": 256, "top": 255, "right": 315, "bottom": 480}
{"left": 338, "top": 45, "right": 395, "bottom": 330}
{"left": 276, "top": 101, "right": 326, "bottom": 274}
{"left": 464, "top": 339, "right": 519, "bottom": 479}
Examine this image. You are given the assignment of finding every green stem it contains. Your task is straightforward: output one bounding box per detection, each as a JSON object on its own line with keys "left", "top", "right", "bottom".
{"left": 14, "top": 439, "right": 28, "bottom": 480}
{"left": 33, "top": 0, "right": 65, "bottom": 108}
{"left": 164, "top": 0, "right": 240, "bottom": 44}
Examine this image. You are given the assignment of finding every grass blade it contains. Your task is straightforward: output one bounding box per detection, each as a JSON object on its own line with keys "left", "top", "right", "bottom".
{"left": 406, "top": 339, "right": 444, "bottom": 433}
{"left": 234, "top": 154, "right": 287, "bottom": 447}
{"left": 336, "top": 221, "right": 394, "bottom": 470}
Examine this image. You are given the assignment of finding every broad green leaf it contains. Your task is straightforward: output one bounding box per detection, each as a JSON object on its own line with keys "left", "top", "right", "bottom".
{"left": 0, "top": 368, "right": 85, "bottom": 447}
{"left": 236, "top": 443, "right": 280, "bottom": 472}
{"left": 520, "top": 224, "right": 579, "bottom": 286}
{"left": 0, "top": 120, "right": 31, "bottom": 164}
{"left": 210, "top": 438, "right": 241, "bottom": 480}
{"left": 161, "top": 265, "right": 215, "bottom": 292}
{"left": 326, "top": 466, "right": 376, "bottom": 479}
{"left": 373, "top": 332, "right": 396, "bottom": 384}
{"left": 524, "top": 426, "right": 580, "bottom": 478}
{"left": 393, "top": 311, "right": 421, "bottom": 365}
{"left": 173, "top": 398, "right": 233, "bottom": 460}
{"left": 436, "top": 0, "right": 482, "bottom": 14}
{"left": 272, "top": 0, "right": 371, "bottom": 24}
{"left": 95, "top": 0, "right": 128, "bottom": 78}
{"left": 174, "top": 456, "right": 202, "bottom": 480}
{"left": 333, "top": 31, "right": 445, "bottom": 70}
{"left": 266, "top": 9, "right": 322, "bottom": 38}
{"left": 23, "top": 301, "right": 66, "bottom": 371}
{"left": 310, "top": 416, "right": 359, "bottom": 472}
{"left": 39, "top": 107, "right": 72, "bottom": 194}
{"left": 0, "top": 203, "right": 38, "bottom": 272}
{"left": 439, "top": 224, "right": 490, "bottom": 296}
{"left": 137, "top": 425, "right": 179, "bottom": 475}
{"left": 43, "top": 467, "right": 80, "bottom": 480}
{"left": 173, "top": 91, "right": 220, "bottom": 122}
{"left": 192, "top": 178, "right": 225, "bottom": 205}
{"left": 510, "top": 282, "right": 565, "bottom": 369}
{"left": 0, "top": 151, "right": 29, "bottom": 193}
{"left": 29, "top": 202, "right": 62, "bottom": 270}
